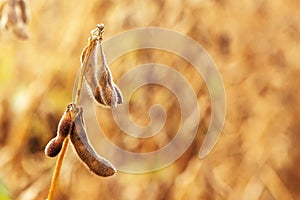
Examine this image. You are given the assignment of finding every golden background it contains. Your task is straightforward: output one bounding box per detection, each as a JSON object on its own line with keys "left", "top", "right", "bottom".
{"left": 0, "top": 0, "right": 299, "bottom": 199}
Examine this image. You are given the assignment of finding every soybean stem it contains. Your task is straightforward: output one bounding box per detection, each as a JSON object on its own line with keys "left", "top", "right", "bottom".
{"left": 46, "top": 137, "right": 70, "bottom": 200}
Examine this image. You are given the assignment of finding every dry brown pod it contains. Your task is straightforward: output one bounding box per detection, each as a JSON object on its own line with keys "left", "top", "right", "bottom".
{"left": 70, "top": 105, "right": 116, "bottom": 177}
{"left": 44, "top": 103, "right": 75, "bottom": 157}
{"left": 0, "top": 0, "right": 30, "bottom": 39}
{"left": 81, "top": 32, "right": 101, "bottom": 103}
{"left": 80, "top": 24, "right": 123, "bottom": 109}
{"left": 96, "top": 36, "right": 123, "bottom": 107}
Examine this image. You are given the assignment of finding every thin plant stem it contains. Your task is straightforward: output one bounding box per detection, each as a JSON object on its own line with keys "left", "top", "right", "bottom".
{"left": 46, "top": 55, "right": 89, "bottom": 200}
{"left": 46, "top": 137, "right": 70, "bottom": 200}
{"left": 74, "top": 57, "right": 88, "bottom": 105}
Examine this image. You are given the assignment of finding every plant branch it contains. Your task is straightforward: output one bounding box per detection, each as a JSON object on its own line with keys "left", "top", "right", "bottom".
{"left": 46, "top": 24, "right": 105, "bottom": 200}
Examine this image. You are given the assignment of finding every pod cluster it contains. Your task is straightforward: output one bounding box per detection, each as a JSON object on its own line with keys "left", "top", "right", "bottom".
{"left": 81, "top": 24, "right": 123, "bottom": 109}
{"left": 44, "top": 24, "right": 122, "bottom": 177}
{"left": 0, "top": 0, "right": 30, "bottom": 39}
{"left": 45, "top": 103, "right": 116, "bottom": 177}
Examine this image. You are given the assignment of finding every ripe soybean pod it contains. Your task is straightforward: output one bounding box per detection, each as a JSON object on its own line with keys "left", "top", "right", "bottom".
{"left": 44, "top": 103, "right": 75, "bottom": 157}
{"left": 80, "top": 24, "right": 123, "bottom": 109}
{"left": 70, "top": 106, "right": 116, "bottom": 177}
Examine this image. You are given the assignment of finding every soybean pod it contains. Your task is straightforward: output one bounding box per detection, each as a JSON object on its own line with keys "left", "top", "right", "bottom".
{"left": 70, "top": 106, "right": 116, "bottom": 177}
{"left": 44, "top": 103, "right": 75, "bottom": 157}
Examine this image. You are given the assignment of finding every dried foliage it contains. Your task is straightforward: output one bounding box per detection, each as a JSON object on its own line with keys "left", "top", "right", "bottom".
{"left": 0, "top": 0, "right": 300, "bottom": 199}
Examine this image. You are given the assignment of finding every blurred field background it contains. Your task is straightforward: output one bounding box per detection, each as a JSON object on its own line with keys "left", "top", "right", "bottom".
{"left": 0, "top": 0, "right": 300, "bottom": 199}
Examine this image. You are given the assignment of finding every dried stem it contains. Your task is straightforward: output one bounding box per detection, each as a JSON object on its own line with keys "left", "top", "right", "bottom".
{"left": 46, "top": 137, "right": 70, "bottom": 200}
{"left": 46, "top": 25, "right": 96, "bottom": 199}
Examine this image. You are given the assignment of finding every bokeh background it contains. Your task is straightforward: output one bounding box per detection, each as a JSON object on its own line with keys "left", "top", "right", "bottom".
{"left": 1, "top": 0, "right": 300, "bottom": 199}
